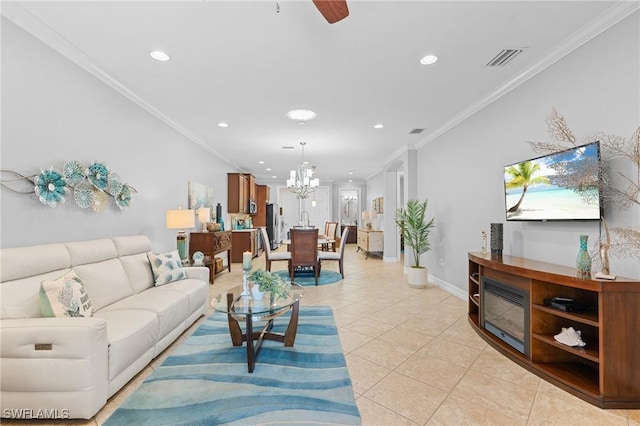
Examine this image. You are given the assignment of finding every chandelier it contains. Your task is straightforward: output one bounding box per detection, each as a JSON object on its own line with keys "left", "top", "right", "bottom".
{"left": 287, "top": 142, "right": 319, "bottom": 199}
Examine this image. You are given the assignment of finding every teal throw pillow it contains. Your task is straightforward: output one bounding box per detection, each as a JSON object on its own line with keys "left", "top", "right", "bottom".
{"left": 147, "top": 250, "right": 187, "bottom": 286}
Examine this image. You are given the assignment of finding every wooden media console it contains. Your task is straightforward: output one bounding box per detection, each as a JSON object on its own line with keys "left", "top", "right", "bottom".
{"left": 468, "top": 252, "right": 640, "bottom": 408}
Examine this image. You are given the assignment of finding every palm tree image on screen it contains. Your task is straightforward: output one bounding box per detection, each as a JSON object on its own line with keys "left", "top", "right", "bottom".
{"left": 505, "top": 160, "right": 550, "bottom": 213}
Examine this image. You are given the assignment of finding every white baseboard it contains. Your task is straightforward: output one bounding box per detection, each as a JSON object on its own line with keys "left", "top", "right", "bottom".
{"left": 428, "top": 274, "right": 466, "bottom": 300}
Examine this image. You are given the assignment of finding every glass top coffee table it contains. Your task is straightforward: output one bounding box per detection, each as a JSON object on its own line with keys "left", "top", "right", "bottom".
{"left": 211, "top": 283, "right": 303, "bottom": 373}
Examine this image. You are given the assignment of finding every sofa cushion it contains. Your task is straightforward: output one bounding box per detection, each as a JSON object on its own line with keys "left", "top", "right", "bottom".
{"left": 73, "top": 259, "right": 133, "bottom": 311}
{"left": 112, "top": 235, "right": 152, "bottom": 257}
{"left": 147, "top": 251, "right": 187, "bottom": 286}
{"left": 1, "top": 269, "right": 71, "bottom": 320}
{"left": 65, "top": 239, "right": 117, "bottom": 267}
{"left": 98, "top": 289, "right": 190, "bottom": 339}
{"left": 113, "top": 235, "right": 155, "bottom": 294}
{"left": 92, "top": 309, "right": 158, "bottom": 381}
{"left": 119, "top": 253, "right": 154, "bottom": 294}
{"left": 154, "top": 278, "right": 208, "bottom": 318}
{"left": 0, "top": 243, "right": 70, "bottom": 283}
{"left": 40, "top": 271, "right": 93, "bottom": 318}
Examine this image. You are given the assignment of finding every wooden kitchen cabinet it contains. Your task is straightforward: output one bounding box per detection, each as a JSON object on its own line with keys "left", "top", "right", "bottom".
{"left": 231, "top": 230, "right": 258, "bottom": 263}
{"left": 227, "top": 173, "right": 247, "bottom": 213}
{"left": 189, "top": 231, "right": 231, "bottom": 284}
{"left": 228, "top": 173, "right": 257, "bottom": 214}
{"left": 245, "top": 174, "right": 256, "bottom": 201}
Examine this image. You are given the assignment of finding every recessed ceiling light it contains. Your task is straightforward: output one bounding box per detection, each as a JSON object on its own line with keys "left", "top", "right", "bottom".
{"left": 348, "top": 179, "right": 353, "bottom": 183}
{"left": 217, "top": 122, "right": 229, "bottom": 128}
{"left": 286, "top": 109, "right": 317, "bottom": 122}
{"left": 420, "top": 54, "right": 438, "bottom": 65}
{"left": 150, "top": 50, "right": 170, "bottom": 62}
{"left": 258, "top": 161, "right": 265, "bottom": 164}
{"left": 271, "top": 176, "right": 277, "bottom": 179}
{"left": 266, "top": 168, "right": 272, "bottom": 171}
{"left": 373, "top": 123, "right": 384, "bottom": 129}
{"left": 347, "top": 170, "right": 355, "bottom": 175}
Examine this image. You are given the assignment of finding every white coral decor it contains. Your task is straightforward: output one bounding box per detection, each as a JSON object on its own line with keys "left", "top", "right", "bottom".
{"left": 554, "top": 327, "right": 586, "bottom": 347}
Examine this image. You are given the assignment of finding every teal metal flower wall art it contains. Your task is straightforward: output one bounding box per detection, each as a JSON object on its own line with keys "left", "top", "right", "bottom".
{"left": 1, "top": 161, "right": 136, "bottom": 211}
{"left": 34, "top": 168, "right": 68, "bottom": 207}
{"left": 87, "top": 162, "right": 109, "bottom": 190}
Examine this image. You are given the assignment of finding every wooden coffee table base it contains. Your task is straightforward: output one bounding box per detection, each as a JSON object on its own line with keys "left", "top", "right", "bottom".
{"left": 226, "top": 293, "right": 300, "bottom": 373}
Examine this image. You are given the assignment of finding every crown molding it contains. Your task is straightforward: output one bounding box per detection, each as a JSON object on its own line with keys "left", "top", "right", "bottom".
{"left": 415, "top": 1, "right": 639, "bottom": 150}
{"left": 1, "top": 1, "right": 240, "bottom": 170}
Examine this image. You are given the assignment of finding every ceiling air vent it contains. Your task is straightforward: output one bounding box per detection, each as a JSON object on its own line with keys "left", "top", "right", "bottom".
{"left": 486, "top": 48, "right": 526, "bottom": 67}
{"left": 409, "top": 128, "right": 424, "bottom": 135}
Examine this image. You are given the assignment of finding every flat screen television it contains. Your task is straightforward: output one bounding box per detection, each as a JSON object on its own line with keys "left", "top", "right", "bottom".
{"left": 504, "top": 141, "right": 601, "bottom": 221}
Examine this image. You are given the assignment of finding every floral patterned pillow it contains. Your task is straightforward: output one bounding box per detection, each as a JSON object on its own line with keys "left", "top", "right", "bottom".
{"left": 147, "top": 250, "right": 187, "bottom": 286}
{"left": 40, "top": 271, "right": 93, "bottom": 317}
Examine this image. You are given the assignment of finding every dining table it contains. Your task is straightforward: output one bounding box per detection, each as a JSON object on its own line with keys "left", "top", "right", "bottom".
{"left": 281, "top": 237, "right": 335, "bottom": 251}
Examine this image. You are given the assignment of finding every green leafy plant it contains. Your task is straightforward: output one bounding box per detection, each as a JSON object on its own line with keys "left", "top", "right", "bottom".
{"left": 249, "top": 269, "right": 290, "bottom": 298}
{"left": 395, "top": 199, "right": 435, "bottom": 268}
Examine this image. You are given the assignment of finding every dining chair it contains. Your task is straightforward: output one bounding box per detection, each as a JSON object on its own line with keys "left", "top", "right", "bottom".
{"left": 320, "top": 221, "right": 338, "bottom": 251}
{"left": 289, "top": 228, "right": 320, "bottom": 285}
{"left": 260, "top": 227, "right": 291, "bottom": 272}
{"left": 318, "top": 226, "right": 350, "bottom": 278}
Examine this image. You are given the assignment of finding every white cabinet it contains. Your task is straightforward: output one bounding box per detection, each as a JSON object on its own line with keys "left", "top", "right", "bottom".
{"left": 357, "top": 229, "right": 383, "bottom": 258}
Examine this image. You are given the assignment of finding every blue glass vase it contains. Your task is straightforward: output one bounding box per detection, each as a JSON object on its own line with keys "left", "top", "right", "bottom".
{"left": 576, "top": 235, "right": 591, "bottom": 279}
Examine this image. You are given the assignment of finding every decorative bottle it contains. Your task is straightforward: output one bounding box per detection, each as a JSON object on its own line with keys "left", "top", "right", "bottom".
{"left": 576, "top": 235, "right": 591, "bottom": 279}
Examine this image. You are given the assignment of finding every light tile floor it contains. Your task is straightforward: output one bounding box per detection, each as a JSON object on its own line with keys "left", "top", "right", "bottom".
{"left": 9, "top": 244, "right": 639, "bottom": 425}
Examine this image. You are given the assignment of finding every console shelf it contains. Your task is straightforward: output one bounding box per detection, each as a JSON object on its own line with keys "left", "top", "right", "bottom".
{"left": 468, "top": 252, "right": 640, "bottom": 409}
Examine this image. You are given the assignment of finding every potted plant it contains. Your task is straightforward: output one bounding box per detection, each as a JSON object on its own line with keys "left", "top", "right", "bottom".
{"left": 395, "top": 198, "right": 435, "bottom": 288}
{"left": 249, "top": 269, "right": 291, "bottom": 304}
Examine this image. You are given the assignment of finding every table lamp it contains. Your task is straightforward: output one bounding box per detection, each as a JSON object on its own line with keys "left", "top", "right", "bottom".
{"left": 166, "top": 208, "right": 195, "bottom": 264}
{"left": 197, "top": 207, "right": 211, "bottom": 232}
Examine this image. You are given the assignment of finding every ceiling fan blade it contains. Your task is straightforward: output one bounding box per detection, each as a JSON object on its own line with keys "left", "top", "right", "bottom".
{"left": 312, "top": 0, "right": 349, "bottom": 24}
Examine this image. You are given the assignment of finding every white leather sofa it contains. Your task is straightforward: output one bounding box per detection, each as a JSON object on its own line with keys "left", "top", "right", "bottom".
{"left": 0, "top": 235, "right": 209, "bottom": 419}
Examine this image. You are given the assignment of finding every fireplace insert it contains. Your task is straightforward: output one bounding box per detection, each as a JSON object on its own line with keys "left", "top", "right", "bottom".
{"left": 481, "top": 277, "right": 530, "bottom": 356}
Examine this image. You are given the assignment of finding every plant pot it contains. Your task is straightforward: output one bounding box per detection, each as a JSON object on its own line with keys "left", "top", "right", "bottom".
{"left": 251, "top": 284, "right": 264, "bottom": 300}
{"left": 408, "top": 266, "right": 428, "bottom": 288}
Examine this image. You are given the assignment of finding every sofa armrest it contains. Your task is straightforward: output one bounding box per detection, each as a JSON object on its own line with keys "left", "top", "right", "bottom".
{"left": 1, "top": 317, "right": 109, "bottom": 419}
{"left": 183, "top": 266, "right": 209, "bottom": 283}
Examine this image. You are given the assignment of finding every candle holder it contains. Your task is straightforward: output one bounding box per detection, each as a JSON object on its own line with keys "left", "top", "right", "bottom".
{"left": 241, "top": 251, "right": 252, "bottom": 296}
{"left": 241, "top": 267, "right": 251, "bottom": 297}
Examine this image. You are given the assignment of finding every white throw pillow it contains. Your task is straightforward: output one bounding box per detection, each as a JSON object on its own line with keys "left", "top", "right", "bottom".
{"left": 40, "top": 271, "right": 93, "bottom": 317}
{"left": 147, "top": 250, "right": 187, "bottom": 286}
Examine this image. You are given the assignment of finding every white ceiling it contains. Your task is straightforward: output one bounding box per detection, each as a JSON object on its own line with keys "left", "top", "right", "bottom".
{"left": 3, "top": 1, "right": 635, "bottom": 184}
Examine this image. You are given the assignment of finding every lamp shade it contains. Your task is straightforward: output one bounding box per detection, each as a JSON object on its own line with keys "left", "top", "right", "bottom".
{"left": 166, "top": 209, "right": 195, "bottom": 229}
{"left": 196, "top": 207, "right": 211, "bottom": 224}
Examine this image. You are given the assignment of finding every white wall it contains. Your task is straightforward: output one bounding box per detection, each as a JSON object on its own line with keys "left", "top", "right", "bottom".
{"left": 418, "top": 12, "right": 640, "bottom": 289}
{"left": 366, "top": 172, "right": 384, "bottom": 211}
{"left": 1, "top": 18, "right": 233, "bottom": 252}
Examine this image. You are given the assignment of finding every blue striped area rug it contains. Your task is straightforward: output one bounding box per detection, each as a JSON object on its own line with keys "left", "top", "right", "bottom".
{"left": 104, "top": 306, "right": 361, "bottom": 425}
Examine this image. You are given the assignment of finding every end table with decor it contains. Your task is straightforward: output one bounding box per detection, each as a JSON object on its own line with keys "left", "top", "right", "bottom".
{"left": 189, "top": 231, "right": 232, "bottom": 284}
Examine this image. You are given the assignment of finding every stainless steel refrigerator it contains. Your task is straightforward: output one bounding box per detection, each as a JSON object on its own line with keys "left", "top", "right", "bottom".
{"left": 266, "top": 203, "right": 279, "bottom": 250}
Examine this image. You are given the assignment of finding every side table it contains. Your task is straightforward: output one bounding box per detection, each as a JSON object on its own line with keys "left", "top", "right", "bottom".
{"left": 211, "top": 284, "right": 303, "bottom": 373}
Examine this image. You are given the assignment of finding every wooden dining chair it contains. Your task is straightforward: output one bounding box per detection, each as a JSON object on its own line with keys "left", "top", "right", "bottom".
{"left": 319, "top": 226, "right": 350, "bottom": 278}
{"left": 289, "top": 228, "right": 320, "bottom": 285}
{"left": 260, "top": 227, "right": 290, "bottom": 271}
